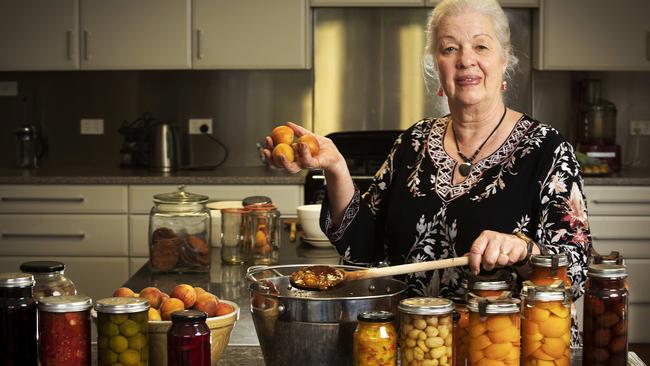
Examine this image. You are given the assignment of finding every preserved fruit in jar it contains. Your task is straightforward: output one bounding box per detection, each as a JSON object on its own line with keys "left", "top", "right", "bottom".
{"left": 583, "top": 264, "right": 628, "bottom": 366}
{"left": 353, "top": 310, "right": 397, "bottom": 366}
{"left": 399, "top": 297, "right": 453, "bottom": 366}
{"left": 94, "top": 297, "right": 150, "bottom": 366}
{"left": 463, "top": 272, "right": 513, "bottom": 298}
{"left": 521, "top": 286, "right": 571, "bottom": 366}
{"left": 466, "top": 297, "right": 521, "bottom": 366}
{"left": 168, "top": 310, "right": 210, "bottom": 366}
{"left": 453, "top": 300, "right": 469, "bottom": 366}
{"left": 0, "top": 273, "right": 37, "bottom": 366}
{"left": 20, "top": 261, "right": 77, "bottom": 300}
{"left": 39, "top": 295, "right": 92, "bottom": 366}
{"left": 530, "top": 253, "right": 570, "bottom": 286}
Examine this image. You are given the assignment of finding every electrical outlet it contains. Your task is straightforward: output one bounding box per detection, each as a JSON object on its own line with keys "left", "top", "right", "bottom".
{"left": 189, "top": 118, "right": 213, "bottom": 135}
{"left": 630, "top": 120, "right": 650, "bottom": 136}
{"left": 0, "top": 81, "right": 18, "bottom": 96}
{"left": 80, "top": 119, "right": 104, "bottom": 135}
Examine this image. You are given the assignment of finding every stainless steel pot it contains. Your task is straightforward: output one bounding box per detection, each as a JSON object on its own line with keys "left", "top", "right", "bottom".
{"left": 247, "top": 264, "right": 407, "bottom": 366}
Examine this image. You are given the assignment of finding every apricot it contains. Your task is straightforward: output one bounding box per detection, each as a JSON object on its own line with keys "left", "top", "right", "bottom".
{"left": 504, "top": 348, "right": 519, "bottom": 363}
{"left": 255, "top": 229, "right": 269, "bottom": 247}
{"left": 541, "top": 337, "right": 565, "bottom": 359}
{"left": 522, "top": 319, "right": 540, "bottom": 335}
{"left": 296, "top": 135, "right": 320, "bottom": 155}
{"left": 523, "top": 339, "right": 542, "bottom": 357}
{"left": 486, "top": 315, "right": 512, "bottom": 332}
{"left": 549, "top": 305, "right": 569, "bottom": 318}
{"left": 538, "top": 315, "right": 569, "bottom": 338}
{"left": 147, "top": 307, "right": 162, "bottom": 321}
{"left": 171, "top": 284, "right": 197, "bottom": 308}
{"left": 271, "top": 125, "right": 294, "bottom": 145}
{"left": 469, "top": 349, "right": 485, "bottom": 364}
{"left": 484, "top": 343, "right": 512, "bottom": 360}
{"left": 193, "top": 293, "right": 218, "bottom": 317}
{"left": 113, "top": 287, "right": 136, "bottom": 298}
{"left": 139, "top": 287, "right": 164, "bottom": 309}
{"left": 488, "top": 326, "right": 519, "bottom": 344}
{"left": 272, "top": 143, "right": 295, "bottom": 167}
{"left": 469, "top": 322, "right": 487, "bottom": 337}
{"left": 194, "top": 287, "right": 207, "bottom": 297}
{"left": 532, "top": 348, "right": 555, "bottom": 361}
{"left": 554, "top": 356, "right": 570, "bottom": 366}
{"left": 469, "top": 334, "right": 492, "bottom": 352}
{"left": 477, "top": 358, "right": 505, "bottom": 366}
{"left": 160, "top": 298, "right": 185, "bottom": 321}
{"left": 530, "top": 307, "right": 550, "bottom": 322}
{"left": 215, "top": 302, "right": 235, "bottom": 316}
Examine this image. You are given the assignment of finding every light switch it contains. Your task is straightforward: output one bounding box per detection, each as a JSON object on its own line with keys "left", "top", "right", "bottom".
{"left": 80, "top": 119, "right": 104, "bottom": 135}
{"left": 0, "top": 81, "right": 18, "bottom": 96}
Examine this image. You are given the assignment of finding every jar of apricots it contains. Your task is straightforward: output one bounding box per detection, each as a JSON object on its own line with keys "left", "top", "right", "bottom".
{"left": 398, "top": 297, "right": 454, "bottom": 366}
{"left": 353, "top": 310, "right": 397, "bottom": 366}
{"left": 583, "top": 264, "right": 629, "bottom": 366}
{"left": 521, "top": 286, "right": 571, "bottom": 366}
{"left": 530, "top": 253, "right": 570, "bottom": 286}
{"left": 463, "top": 277, "right": 512, "bottom": 298}
{"left": 466, "top": 297, "right": 520, "bottom": 366}
{"left": 452, "top": 297, "right": 469, "bottom": 366}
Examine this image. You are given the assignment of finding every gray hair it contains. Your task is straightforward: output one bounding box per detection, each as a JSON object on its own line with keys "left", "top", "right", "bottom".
{"left": 423, "top": 0, "right": 518, "bottom": 86}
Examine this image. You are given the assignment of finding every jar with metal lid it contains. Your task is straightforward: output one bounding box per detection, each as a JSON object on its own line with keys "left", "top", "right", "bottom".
{"left": 94, "top": 297, "right": 150, "bottom": 366}
{"left": 521, "top": 285, "right": 571, "bottom": 365}
{"left": 168, "top": 310, "right": 211, "bottom": 366}
{"left": 466, "top": 297, "right": 520, "bottom": 366}
{"left": 452, "top": 297, "right": 470, "bottom": 366}
{"left": 592, "top": 250, "right": 625, "bottom": 266}
{"left": 149, "top": 185, "right": 211, "bottom": 272}
{"left": 39, "top": 295, "right": 93, "bottom": 366}
{"left": 0, "top": 273, "right": 37, "bottom": 366}
{"left": 398, "top": 297, "right": 453, "bottom": 366}
{"left": 530, "top": 253, "right": 570, "bottom": 286}
{"left": 462, "top": 272, "right": 513, "bottom": 299}
{"left": 583, "top": 264, "right": 629, "bottom": 366}
{"left": 246, "top": 203, "right": 281, "bottom": 265}
{"left": 352, "top": 310, "right": 397, "bottom": 366}
{"left": 20, "top": 260, "right": 77, "bottom": 300}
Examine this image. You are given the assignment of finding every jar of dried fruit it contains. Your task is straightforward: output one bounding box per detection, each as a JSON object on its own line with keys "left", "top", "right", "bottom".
{"left": 149, "top": 186, "right": 211, "bottom": 273}
{"left": 466, "top": 297, "right": 521, "bottom": 366}
{"left": 398, "top": 297, "right": 454, "bottom": 366}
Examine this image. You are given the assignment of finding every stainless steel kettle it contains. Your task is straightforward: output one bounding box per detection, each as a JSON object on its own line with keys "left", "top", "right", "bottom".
{"left": 149, "top": 122, "right": 180, "bottom": 172}
{"left": 15, "top": 124, "right": 44, "bottom": 168}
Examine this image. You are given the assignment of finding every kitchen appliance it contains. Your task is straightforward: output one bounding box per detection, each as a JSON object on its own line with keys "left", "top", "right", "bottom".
{"left": 15, "top": 124, "right": 45, "bottom": 168}
{"left": 247, "top": 264, "right": 407, "bottom": 366}
{"left": 150, "top": 121, "right": 181, "bottom": 172}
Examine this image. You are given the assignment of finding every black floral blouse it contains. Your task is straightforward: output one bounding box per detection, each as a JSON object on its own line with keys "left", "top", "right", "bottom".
{"left": 320, "top": 115, "right": 592, "bottom": 301}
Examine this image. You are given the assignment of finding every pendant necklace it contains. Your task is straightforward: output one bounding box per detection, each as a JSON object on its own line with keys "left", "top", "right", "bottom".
{"left": 452, "top": 106, "right": 507, "bottom": 177}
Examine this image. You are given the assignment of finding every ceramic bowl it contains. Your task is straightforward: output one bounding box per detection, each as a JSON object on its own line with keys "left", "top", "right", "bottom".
{"left": 297, "top": 204, "right": 328, "bottom": 241}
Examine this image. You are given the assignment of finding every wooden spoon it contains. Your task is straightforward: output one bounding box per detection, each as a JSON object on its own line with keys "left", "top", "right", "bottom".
{"left": 290, "top": 256, "right": 469, "bottom": 291}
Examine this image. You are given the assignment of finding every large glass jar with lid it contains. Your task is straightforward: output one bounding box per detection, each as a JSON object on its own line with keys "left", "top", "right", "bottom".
{"left": 398, "top": 297, "right": 453, "bottom": 366}
{"left": 20, "top": 261, "right": 77, "bottom": 300}
{"left": 0, "top": 272, "right": 38, "bottom": 366}
{"left": 149, "top": 185, "right": 211, "bottom": 272}
{"left": 466, "top": 297, "right": 521, "bottom": 366}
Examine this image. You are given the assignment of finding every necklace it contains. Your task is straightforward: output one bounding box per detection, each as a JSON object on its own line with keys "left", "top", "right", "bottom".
{"left": 452, "top": 106, "right": 507, "bottom": 177}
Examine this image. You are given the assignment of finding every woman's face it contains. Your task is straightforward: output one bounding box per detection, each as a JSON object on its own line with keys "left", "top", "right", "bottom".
{"left": 435, "top": 12, "right": 507, "bottom": 108}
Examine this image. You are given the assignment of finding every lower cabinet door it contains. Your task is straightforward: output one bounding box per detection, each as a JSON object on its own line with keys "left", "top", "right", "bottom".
{"left": 129, "top": 257, "right": 148, "bottom": 276}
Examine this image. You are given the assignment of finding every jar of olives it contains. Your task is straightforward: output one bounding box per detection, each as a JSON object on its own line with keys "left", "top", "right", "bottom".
{"left": 530, "top": 253, "right": 570, "bottom": 286}
{"left": 20, "top": 261, "right": 77, "bottom": 300}
{"left": 398, "top": 297, "right": 453, "bottom": 366}
{"left": 466, "top": 297, "right": 521, "bottom": 366}
{"left": 353, "top": 310, "right": 397, "bottom": 366}
{"left": 94, "top": 297, "right": 150, "bottom": 366}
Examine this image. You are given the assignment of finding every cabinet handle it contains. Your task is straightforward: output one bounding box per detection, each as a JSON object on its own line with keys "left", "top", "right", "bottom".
{"left": 1, "top": 197, "right": 85, "bottom": 203}
{"left": 197, "top": 29, "right": 203, "bottom": 59}
{"left": 2, "top": 233, "right": 86, "bottom": 239}
{"left": 646, "top": 32, "right": 650, "bottom": 62}
{"left": 66, "top": 31, "right": 73, "bottom": 60}
{"left": 592, "top": 199, "right": 650, "bottom": 205}
{"left": 84, "top": 31, "right": 90, "bottom": 60}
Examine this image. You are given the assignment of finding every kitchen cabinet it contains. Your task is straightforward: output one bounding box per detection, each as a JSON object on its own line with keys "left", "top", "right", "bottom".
{"left": 312, "top": 0, "right": 425, "bottom": 5}
{"left": 533, "top": 0, "right": 650, "bottom": 71}
{"left": 426, "top": 0, "right": 538, "bottom": 6}
{"left": 193, "top": 0, "right": 311, "bottom": 69}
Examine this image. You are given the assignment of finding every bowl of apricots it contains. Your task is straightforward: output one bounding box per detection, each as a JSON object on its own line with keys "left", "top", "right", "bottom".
{"left": 112, "top": 284, "right": 239, "bottom": 366}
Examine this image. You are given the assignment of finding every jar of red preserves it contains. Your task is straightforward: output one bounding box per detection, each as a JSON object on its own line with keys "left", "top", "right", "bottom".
{"left": 530, "top": 253, "right": 570, "bottom": 286}
{"left": 583, "top": 264, "right": 629, "bottom": 366}
{"left": 167, "top": 310, "right": 211, "bottom": 366}
{"left": 39, "top": 295, "right": 92, "bottom": 366}
{"left": 0, "top": 272, "right": 37, "bottom": 366}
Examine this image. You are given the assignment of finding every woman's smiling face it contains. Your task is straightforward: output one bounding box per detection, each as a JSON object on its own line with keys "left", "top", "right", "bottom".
{"left": 435, "top": 11, "right": 507, "bottom": 108}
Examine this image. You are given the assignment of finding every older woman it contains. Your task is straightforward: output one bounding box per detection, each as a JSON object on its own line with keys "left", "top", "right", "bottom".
{"left": 266, "top": 0, "right": 590, "bottom": 319}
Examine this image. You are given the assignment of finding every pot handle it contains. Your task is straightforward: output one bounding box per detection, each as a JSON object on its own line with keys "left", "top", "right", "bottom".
{"left": 246, "top": 265, "right": 284, "bottom": 282}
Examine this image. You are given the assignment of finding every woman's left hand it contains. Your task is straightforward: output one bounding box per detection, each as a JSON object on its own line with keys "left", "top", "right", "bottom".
{"left": 468, "top": 230, "right": 528, "bottom": 275}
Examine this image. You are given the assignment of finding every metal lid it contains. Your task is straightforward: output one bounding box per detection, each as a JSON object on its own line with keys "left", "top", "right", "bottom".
{"left": 467, "top": 297, "right": 520, "bottom": 314}
{"left": 462, "top": 278, "right": 510, "bottom": 291}
{"left": 398, "top": 297, "right": 453, "bottom": 315}
{"left": 243, "top": 196, "right": 272, "bottom": 207}
{"left": 588, "top": 264, "right": 628, "bottom": 279}
{"left": 531, "top": 253, "right": 569, "bottom": 268}
{"left": 357, "top": 310, "right": 395, "bottom": 323}
{"left": 38, "top": 295, "right": 92, "bottom": 312}
{"left": 521, "top": 286, "right": 567, "bottom": 302}
{"left": 94, "top": 297, "right": 149, "bottom": 314}
{"left": 20, "top": 261, "right": 65, "bottom": 273}
{"left": 0, "top": 273, "right": 34, "bottom": 287}
{"left": 153, "top": 185, "right": 209, "bottom": 205}
{"left": 171, "top": 309, "right": 207, "bottom": 322}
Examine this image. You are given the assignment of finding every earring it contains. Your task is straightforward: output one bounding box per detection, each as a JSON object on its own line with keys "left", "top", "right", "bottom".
{"left": 501, "top": 81, "right": 507, "bottom": 91}
{"left": 437, "top": 88, "right": 444, "bottom": 97}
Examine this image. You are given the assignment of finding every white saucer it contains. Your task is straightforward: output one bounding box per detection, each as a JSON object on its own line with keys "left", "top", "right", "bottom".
{"left": 301, "top": 234, "right": 332, "bottom": 248}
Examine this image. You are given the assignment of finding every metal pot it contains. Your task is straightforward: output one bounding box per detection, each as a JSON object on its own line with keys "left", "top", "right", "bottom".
{"left": 247, "top": 264, "right": 407, "bottom": 366}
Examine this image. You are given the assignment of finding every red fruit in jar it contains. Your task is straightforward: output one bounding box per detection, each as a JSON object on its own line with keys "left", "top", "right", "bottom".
{"left": 597, "top": 312, "right": 619, "bottom": 328}
{"left": 609, "top": 335, "right": 627, "bottom": 353}
{"left": 588, "top": 297, "right": 605, "bottom": 315}
{"left": 614, "top": 320, "right": 627, "bottom": 336}
{"left": 215, "top": 302, "right": 235, "bottom": 316}
{"left": 593, "top": 347, "right": 610, "bottom": 362}
{"left": 594, "top": 328, "right": 611, "bottom": 347}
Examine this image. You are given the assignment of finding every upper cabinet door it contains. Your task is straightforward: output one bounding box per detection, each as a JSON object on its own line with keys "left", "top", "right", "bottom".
{"left": 425, "top": 0, "right": 538, "bottom": 6}
{"left": 80, "top": 0, "right": 191, "bottom": 70}
{"left": 193, "top": 0, "right": 310, "bottom": 69}
{"left": 313, "top": 0, "right": 424, "bottom": 5}
{"left": 534, "top": 0, "right": 650, "bottom": 71}
{"left": 0, "top": 0, "right": 79, "bottom": 70}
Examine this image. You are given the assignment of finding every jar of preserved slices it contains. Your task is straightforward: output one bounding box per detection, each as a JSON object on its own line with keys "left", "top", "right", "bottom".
{"left": 168, "top": 310, "right": 211, "bottom": 366}
{"left": 466, "top": 297, "right": 520, "bottom": 366}
{"left": 521, "top": 285, "right": 571, "bottom": 365}
{"left": 94, "top": 297, "right": 149, "bottom": 366}
{"left": 530, "top": 253, "right": 570, "bottom": 286}
{"left": 246, "top": 203, "right": 281, "bottom": 265}
{"left": 583, "top": 264, "right": 629, "bottom": 366}
{"left": 452, "top": 297, "right": 470, "bottom": 366}
{"left": 20, "top": 260, "right": 77, "bottom": 300}
{"left": 0, "top": 272, "right": 38, "bottom": 366}
{"left": 353, "top": 310, "right": 397, "bottom": 366}
{"left": 39, "top": 295, "right": 93, "bottom": 366}
{"left": 398, "top": 297, "right": 453, "bottom": 366}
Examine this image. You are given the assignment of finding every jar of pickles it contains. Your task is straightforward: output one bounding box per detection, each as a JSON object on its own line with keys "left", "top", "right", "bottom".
{"left": 583, "top": 264, "right": 629, "bottom": 366}
{"left": 95, "top": 297, "right": 150, "bottom": 366}
{"left": 466, "top": 297, "right": 520, "bottom": 366}
{"left": 168, "top": 310, "right": 211, "bottom": 366}
{"left": 39, "top": 295, "right": 93, "bottom": 366}
{"left": 20, "top": 261, "right": 77, "bottom": 300}
{"left": 149, "top": 186, "right": 211, "bottom": 273}
{"left": 0, "top": 273, "right": 37, "bottom": 366}
{"left": 530, "top": 253, "right": 570, "bottom": 286}
{"left": 246, "top": 203, "right": 281, "bottom": 265}
{"left": 398, "top": 297, "right": 453, "bottom": 366}
{"left": 353, "top": 310, "right": 397, "bottom": 366}
{"left": 521, "top": 286, "right": 571, "bottom": 366}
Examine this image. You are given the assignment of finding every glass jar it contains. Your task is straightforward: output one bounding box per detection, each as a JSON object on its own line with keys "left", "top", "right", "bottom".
{"left": 221, "top": 207, "right": 252, "bottom": 264}
{"left": 39, "top": 295, "right": 93, "bottom": 366}
{"left": 592, "top": 250, "right": 625, "bottom": 266}
{"left": 398, "top": 297, "right": 453, "bottom": 366}
{"left": 20, "top": 261, "right": 77, "bottom": 300}
{"left": 168, "top": 310, "right": 211, "bottom": 366}
{"left": 521, "top": 286, "right": 571, "bottom": 365}
{"left": 353, "top": 310, "right": 397, "bottom": 366}
{"left": 0, "top": 273, "right": 37, "bottom": 366}
{"left": 246, "top": 203, "right": 281, "bottom": 265}
{"left": 463, "top": 275, "right": 512, "bottom": 298}
{"left": 466, "top": 297, "right": 521, "bottom": 366}
{"left": 149, "top": 186, "right": 211, "bottom": 273}
{"left": 452, "top": 298, "right": 470, "bottom": 366}
{"left": 95, "top": 297, "right": 150, "bottom": 366}
{"left": 583, "top": 264, "right": 628, "bottom": 366}
{"left": 530, "top": 253, "right": 570, "bottom": 286}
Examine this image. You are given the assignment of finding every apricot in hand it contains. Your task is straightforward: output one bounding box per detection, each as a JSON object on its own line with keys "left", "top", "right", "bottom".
{"left": 271, "top": 125, "right": 294, "bottom": 145}
{"left": 296, "top": 135, "right": 320, "bottom": 156}
{"left": 272, "top": 143, "right": 295, "bottom": 167}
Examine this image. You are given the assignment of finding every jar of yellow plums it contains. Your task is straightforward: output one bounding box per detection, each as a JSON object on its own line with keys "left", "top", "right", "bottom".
{"left": 530, "top": 253, "right": 570, "bottom": 286}
{"left": 353, "top": 310, "right": 397, "bottom": 366}
{"left": 94, "top": 297, "right": 149, "bottom": 366}
{"left": 398, "top": 297, "right": 454, "bottom": 366}
{"left": 521, "top": 286, "right": 571, "bottom": 366}
{"left": 466, "top": 297, "right": 521, "bottom": 366}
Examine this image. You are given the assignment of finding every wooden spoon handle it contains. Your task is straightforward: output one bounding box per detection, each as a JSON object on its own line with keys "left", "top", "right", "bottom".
{"left": 346, "top": 256, "right": 469, "bottom": 281}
